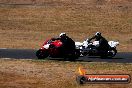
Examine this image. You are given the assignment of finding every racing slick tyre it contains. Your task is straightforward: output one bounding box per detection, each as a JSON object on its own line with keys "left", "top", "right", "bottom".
{"left": 74, "top": 49, "right": 81, "bottom": 59}
{"left": 100, "top": 48, "right": 117, "bottom": 58}
{"left": 64, "top": 49, "right": 80, "bottom": 61}
{"left": 36, "top": 49, "right": 49, "bottom": 59}
{"left": 108, "top": 48, "right": 117, "bottom": 58}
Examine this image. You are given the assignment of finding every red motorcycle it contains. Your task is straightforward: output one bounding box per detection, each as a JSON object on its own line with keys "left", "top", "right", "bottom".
{"left": 36, "top": 38, "right": 80, "bottom": 61}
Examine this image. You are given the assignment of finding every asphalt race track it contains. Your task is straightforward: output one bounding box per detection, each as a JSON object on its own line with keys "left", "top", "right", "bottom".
{"left": 0, "top": 49, "right": 132, "bottom": 63}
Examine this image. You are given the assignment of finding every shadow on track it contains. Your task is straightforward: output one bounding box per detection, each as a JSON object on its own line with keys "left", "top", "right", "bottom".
{"left": 49, "top": 52, "right": 132, "bottom": 63}
{"left": 77, "top": 52, "right": 132, "bottom": 63}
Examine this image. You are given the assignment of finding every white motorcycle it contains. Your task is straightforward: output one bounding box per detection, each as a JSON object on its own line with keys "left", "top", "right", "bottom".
{"left": 75, "top": 39, "right": 119, "bottom": 58}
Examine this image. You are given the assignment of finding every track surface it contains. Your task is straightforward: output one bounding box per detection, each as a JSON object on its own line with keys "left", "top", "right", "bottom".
{"left": 0, "top": 49, "right": 132, "bottom": 63}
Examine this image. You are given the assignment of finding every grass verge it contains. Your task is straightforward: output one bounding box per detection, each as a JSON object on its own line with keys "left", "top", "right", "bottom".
{"left": 0, "top": 1, "right": 132, "bottom": 51}
{"left": 0, "top": 58, "right": 132, "bottom": 88}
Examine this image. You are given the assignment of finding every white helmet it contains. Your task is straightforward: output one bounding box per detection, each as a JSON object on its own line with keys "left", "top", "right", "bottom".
{"left": 95, "top": 32, "right": 101, "bottom": 36}
{"left": 59, "top": 32, "right": 66, "bottom": 37}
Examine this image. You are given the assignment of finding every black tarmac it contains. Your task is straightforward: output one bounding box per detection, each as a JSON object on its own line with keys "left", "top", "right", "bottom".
{"left": 0, "top": 49, "right": 132, "bottom": 63}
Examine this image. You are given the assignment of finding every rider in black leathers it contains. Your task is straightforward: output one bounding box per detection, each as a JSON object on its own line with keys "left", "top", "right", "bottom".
{"left": 59, "top": 33, "right": 75, "bottom": 52}
{"left": 88, "top": 32, "right": 109, "bottom": 53}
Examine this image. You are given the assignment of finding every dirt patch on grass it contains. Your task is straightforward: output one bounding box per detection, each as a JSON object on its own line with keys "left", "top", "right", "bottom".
{"left": 0, "top": 59, "right": 132, "bottom": 88}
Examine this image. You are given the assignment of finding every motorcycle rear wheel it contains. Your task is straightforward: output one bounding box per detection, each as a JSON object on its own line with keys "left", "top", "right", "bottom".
{"left": 64, "top": 49, "right": 80, "bottom": 61}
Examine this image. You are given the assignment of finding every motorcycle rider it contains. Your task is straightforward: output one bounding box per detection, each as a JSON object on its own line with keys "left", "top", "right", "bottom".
{"left": 88, "top": 32, "right": 109, "bottom": 53}
{"left": 59, "top": 33, "right": 75, "bottom": 52}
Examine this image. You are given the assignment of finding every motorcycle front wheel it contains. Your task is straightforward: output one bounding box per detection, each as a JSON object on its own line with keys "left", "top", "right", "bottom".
{"left": 100, "top": 48, "right": 117, "bottom": 58}
{"left": 108, "top": 48, "right": 117, "bottom": 58}
{"left": 36, "top": 49, "right": 49, "bottom": 59}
